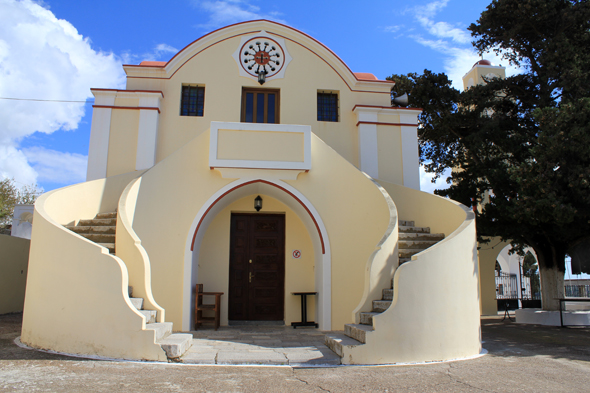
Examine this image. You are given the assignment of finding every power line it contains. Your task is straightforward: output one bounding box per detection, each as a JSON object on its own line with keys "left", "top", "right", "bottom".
{"left": 0, "top": 97, "right": 94, "bottom": 103}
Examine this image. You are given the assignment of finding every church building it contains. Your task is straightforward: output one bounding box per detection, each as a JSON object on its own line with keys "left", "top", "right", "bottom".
{"left": 21, "top": 20, "right": 481, "bottom": 364}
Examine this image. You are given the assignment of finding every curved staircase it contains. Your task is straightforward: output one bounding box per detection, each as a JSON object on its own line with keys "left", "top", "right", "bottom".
{"left": 326, "top": 219, "right": 446, "bottom": 359}
{"left": 64, "top": 211, "right": 192, "bottom": 361}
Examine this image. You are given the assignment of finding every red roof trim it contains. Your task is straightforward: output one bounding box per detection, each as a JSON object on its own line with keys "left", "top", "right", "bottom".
{"left": 190, "top": 179, "right": 325, "bottom": 254}
{"left": 139, "top": 61, "right": 166, "bottom": 66}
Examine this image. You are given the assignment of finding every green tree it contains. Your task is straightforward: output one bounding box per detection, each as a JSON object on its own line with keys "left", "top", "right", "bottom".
{"left": 388, "top": 0, "right": 590, "bottom": 310}
{"left": 0, "top": 178, "right": 43, "bottom": 226}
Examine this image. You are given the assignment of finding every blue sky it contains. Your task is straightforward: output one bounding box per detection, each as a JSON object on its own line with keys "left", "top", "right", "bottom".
{"left": 0, "top": 0, "right": 519, "bottom": 192}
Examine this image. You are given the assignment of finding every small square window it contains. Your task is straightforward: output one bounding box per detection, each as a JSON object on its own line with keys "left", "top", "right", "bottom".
{"left": 317, "top": 92, "right": 338, "bottom": 122}
{"left": 180, "top": 85, "right": 205, "bottom": 116}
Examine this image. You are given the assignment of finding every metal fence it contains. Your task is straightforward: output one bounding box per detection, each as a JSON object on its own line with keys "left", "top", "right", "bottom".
{"left": 495, "top": 271, "right": 541, "bottom": 300}
{"left": 565, "top": 285, "right": 590, "bottom": 298}
{"left": 496, "top": 272, "right": 518, "bottom": 299}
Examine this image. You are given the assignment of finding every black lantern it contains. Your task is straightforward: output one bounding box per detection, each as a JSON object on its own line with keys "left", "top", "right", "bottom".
{"left": 257, "top": 68, "right": 266, "bottom": 85}
{"left": 254, "top": 195, "right": 263, "bottom": 212}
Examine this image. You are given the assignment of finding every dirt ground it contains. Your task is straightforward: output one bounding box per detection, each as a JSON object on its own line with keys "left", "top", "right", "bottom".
{"left": 1, "top": 313, "right": 589, "bottom": 392}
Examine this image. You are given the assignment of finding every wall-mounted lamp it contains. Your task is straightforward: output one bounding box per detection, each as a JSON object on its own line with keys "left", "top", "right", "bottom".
{"left": 254, "top": 195, "right": 263, "bottom": 212}
{"left": 257, "top": 68, "right": 266, "bottom": 85}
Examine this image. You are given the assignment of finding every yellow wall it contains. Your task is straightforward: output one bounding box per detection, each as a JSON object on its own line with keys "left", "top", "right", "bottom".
{"left": 0, "top": 234, "right": 30, "bottom": 314}
{"left": 106, "top": 109, "right": 139, "bottom": 177}
{"left": 124, "top": 21, "right": 393, "bottom": 171}
{"left": 198, "top": 195, "right": 315, "bottom": 326}
{"left": 377, "top": 124, "right": 403, "bottom": 184}
{"left": 216, "top": 129, "right": 305, "bottom": 162}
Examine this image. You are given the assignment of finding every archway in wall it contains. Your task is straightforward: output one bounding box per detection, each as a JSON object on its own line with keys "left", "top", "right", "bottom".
{"left": 182, "top": 179, "right": 332, "bottom": 331}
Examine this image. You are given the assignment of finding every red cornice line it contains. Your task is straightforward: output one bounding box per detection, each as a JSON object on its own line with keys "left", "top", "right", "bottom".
{"left": 356, "top": 121, "right": 418, "bottom": 127}
{"left": 352, "top": 104, "right": 423, "bottom": 111}
{"left": 91, "top": 89, "right": 164, "bottom": 98}
{"left": 190, "top": 179, "right": 325, "bottom": 254}
{"left": 92, "top": 105, "right": 160, "bottom": 113}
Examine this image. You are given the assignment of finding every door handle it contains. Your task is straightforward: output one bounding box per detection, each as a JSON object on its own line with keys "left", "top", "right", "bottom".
{"left": 249, "top": 272, "right": 255, "bottom": 283}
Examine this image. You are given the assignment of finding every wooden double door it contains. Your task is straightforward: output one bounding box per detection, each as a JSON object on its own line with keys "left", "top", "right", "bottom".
{"left": 228, "top": 213, "right": 285, "bottom": 321}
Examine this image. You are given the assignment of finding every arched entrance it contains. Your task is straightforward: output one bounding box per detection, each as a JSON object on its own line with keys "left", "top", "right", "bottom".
{"left": 183, "top": 178, "right": 331, "bottom": 331}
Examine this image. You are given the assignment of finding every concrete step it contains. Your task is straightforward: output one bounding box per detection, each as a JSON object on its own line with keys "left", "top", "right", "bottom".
{"left": 344, "top": 324, "right": 373, "bottom": 344}
{"left": 372, "top": 300, "right": 392, "bottom": 312}
{"left": 65, "top": 225, "right": 116, "bottom": 235}
{"left": 399, "top": 232, "right": 445, "bottom": 241}
{"left": 98, "top": 243, "right": 115, "bottom": 253}
{"left": 78, "top": 218, "right": 117, "bottom": 226}
{"left": 159, "top": 333, "right": 193, "bottom": 359}
{"left": 360, "top": 311, "right": 380, "bottom": 325}
{"left": 145, "top": 322, "right": 173, "bottom": 341}
{"left": 140, "top": 310, "right": 157, "bottom": 323}
{"left": 130, "top": 297, "right": 143, "bottom": 310}
{"left": 324, "top": 333, "right": 362, "bottom": 357}
{"left": 95, "top": 212, "right": 117, "bottom": 219}
{"left": 398, "top": 240, "right": 439, "bottom": 249}
{"left": 399, "top": 225, "right": 431, "bottom": 234}
{"left": 78, "top": 233, "right": 116, "bottom": 243}
{"left": 399, "top": 249, "right": 426, "bottom": 258}
{"left": 383, "top": 288, "right": 393, "bottom": 300}
{"left": 398, "top": 220, "right": 415, "bottom": 227}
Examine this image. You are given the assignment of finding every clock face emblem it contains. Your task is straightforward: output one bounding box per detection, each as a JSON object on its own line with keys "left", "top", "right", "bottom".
{"left": 239, "top": 37, "right": 285, "bottom": 79}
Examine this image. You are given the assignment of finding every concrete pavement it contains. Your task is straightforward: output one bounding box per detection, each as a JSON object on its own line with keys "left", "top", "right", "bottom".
{"left": 1, "top": 313, "right": 590, "bottom": 392}
{"left": 182, "top": 325, "right": 340, "bottom": 365}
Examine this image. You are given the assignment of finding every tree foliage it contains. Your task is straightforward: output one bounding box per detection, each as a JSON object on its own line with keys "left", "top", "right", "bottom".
{"left": 388, "top": 0, "right": 590, "bottom": 309}
{"left": 0, "top": 178, "right": 42, "bottom": 226}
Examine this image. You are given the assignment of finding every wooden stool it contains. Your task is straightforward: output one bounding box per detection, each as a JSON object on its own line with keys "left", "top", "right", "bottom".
{"left": 194, "top": 284, "right": 223, "bottom": 330}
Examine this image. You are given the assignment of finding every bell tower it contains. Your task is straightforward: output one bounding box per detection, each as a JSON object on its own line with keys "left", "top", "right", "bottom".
{"left": 462, "top": 59, "right": 506, "bottom": 90}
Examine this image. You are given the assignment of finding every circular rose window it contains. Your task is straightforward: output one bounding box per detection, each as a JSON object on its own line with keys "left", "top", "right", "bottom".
{"left": 239, "top": 37, "right": 285, "bottom": 79}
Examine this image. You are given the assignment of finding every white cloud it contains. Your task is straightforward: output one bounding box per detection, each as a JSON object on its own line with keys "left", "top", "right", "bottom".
{"left": 23, "top": 147, "right": 87, "bottom": 185}
{"left": 383, "top": 25, "right": 403, "bottom": 34}
{"left": 193, "top": 0, "right": 286, "bottom": 29}
{"left": 0, "top": 145, "right": 38, "bottom": 186}
{"left": 407, "top": 0, "right": 520, "bottom": 89}
{"left": 123, "top": 43, "right": 179, "bottom": 64}
{"left": 0, "top": 0, "right": 124, "bottom": 186}
{"left": 420, "top": 165, "right": 451, "bottom": 194}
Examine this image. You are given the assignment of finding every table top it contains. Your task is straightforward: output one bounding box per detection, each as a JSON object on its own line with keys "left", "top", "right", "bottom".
{"left": 292, "top": 292, "right": 317, "bottom": 295}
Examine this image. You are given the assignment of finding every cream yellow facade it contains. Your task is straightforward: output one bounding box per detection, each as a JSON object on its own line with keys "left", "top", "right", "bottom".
{"left": 22, "top": 20, "right": 481, "bottom": 364}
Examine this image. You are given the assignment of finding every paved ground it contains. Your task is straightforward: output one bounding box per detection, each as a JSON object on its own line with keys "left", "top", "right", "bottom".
{"left": 183, "top": 326, "right": 340, "bottom": 365}
{"left": 2, "top": 313, "right": 590, "bottom": 392}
